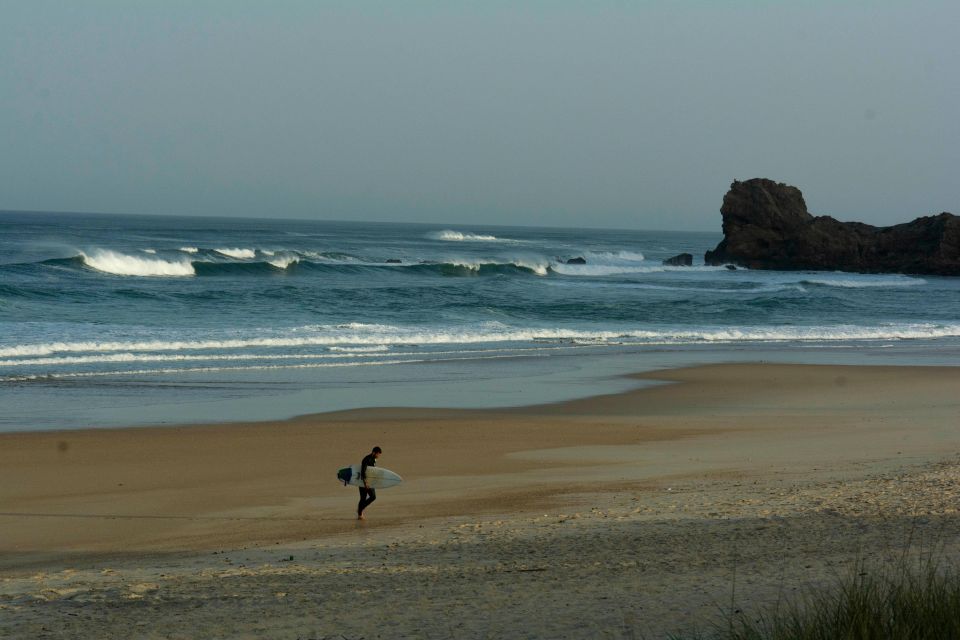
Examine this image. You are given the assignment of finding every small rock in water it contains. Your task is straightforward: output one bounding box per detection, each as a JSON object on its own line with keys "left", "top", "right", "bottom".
{"left": 662, "top": 253, "right": 693, "bottom": 267}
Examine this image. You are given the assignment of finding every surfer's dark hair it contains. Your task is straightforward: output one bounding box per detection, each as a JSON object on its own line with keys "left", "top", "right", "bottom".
{"left": 372, "top": 446, "right": 382, "bottom": 453}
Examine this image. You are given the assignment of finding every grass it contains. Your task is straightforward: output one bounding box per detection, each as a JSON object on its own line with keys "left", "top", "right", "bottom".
{"left": 671, "top": 552, "right": 960, "bottom": 640}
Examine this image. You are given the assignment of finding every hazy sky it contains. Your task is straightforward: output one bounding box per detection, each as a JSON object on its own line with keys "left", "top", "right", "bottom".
{"left": 1, "top": 2, "right": 957, "bottom": 231}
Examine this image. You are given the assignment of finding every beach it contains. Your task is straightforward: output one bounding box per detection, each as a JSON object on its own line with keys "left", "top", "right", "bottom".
{"left": 5, "top": 2, "right": 958, "bottom": 636}
{"left": 3, "top": 362, "right": 960, "bottom": 638}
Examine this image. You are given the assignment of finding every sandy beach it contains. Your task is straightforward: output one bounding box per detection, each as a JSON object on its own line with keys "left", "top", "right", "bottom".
{"left": 3, "top": 362, "right": 960, "bottom": 638}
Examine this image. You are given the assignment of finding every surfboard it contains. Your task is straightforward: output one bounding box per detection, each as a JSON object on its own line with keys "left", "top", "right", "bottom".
{"left": 337, "top": 464, "right": 403, "bottom": 489}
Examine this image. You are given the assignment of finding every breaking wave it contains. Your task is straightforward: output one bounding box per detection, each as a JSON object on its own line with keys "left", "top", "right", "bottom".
{"left": 267, "top": 255, "right": 300, "bottom": 270}
{"left": 552, "top": 264, "right": 723, "bottom": 276}
{"left": 406, "top": 261, "right": 548, "bottom": 276}
{"left": 4, "top": 322, "right": 960, "bottom": 359}
{"left": 551, "top": 249, "right": 654, "bottom": 276}
{"left": 428, "top": 230, "right": 509, "bottom": 242}
{"left": 79, "top": 250, "right": 195, "bottom": 277}
{"left": 214, "top": 248, "right": 256, "bottom": 259}
{"left": 584, "top": 250, "right": 647, "bottom": 262}
{"left": 22, "top": 248, "right": 945, "bottom": 288}
{"left": 801, "top": 276, "right": 927, "bottom": 288}
{"left": 328, "top": 345, "right": 390, "bottom": 353}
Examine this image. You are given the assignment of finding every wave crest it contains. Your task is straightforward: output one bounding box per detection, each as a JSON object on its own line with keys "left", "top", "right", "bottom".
{"left": 428, "top": 230, "right": 502, "bottom": 242}
{"left": 214, "top": 248, "right": 256, "bottom": 259}
{"left": 802, "top": 277, "right": 926, "bottom": 288}
{"left": 416, "top": 261, "right": 549, "bottom": 277}
{"left": 267, "top": 255, "right": 300, "bottom": 270}
{"left": 585, "top": 250, "right": 646, "bottom": 262}
{"left": 4, "top": 322, "right": 960, "bottom": 359}
{"left": 80, "top": 250, "right": 195, "bottom": 277}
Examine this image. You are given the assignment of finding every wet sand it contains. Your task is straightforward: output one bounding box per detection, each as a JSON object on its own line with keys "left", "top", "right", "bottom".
{"left": 2, "top": 363, "right": 960, "bottom": 638}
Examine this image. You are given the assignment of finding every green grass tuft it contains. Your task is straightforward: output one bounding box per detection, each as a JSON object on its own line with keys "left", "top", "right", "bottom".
{"left": 671, "top": 554, "right": 960, "bottom": 640}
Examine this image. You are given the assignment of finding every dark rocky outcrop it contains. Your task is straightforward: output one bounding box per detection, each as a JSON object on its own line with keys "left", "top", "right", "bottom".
{"left": 565, "top": 257, "right": 587, "bottom": 265}
{"left": 385, "top": 259, "right": 402, "bottom": 264}
{"left": 704, "top": 179, "right": 960, "bottom": 275}
{"left": 663, "top": 253, "right": 693, "bottom": 267}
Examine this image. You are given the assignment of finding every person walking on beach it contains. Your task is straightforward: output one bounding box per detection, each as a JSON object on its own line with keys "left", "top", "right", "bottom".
{"left": 357, "top": 446, "right": 382, "bottom": 520}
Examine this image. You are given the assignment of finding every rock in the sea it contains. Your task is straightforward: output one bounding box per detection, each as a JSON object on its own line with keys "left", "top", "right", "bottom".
{"left": 704, "top": 179, "right": 960, "bottom": 275}
{"left": 565, "top": 257, "right": 587, "bottom": 265}
{"left": 385, "top": 259, "right": 402, "bottom": 264}
{"left": 662, "top": 253, "right": 693, "bottom": 267}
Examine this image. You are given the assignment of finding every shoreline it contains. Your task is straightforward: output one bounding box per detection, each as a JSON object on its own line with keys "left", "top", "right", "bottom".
{"left": 3, "top": 361, "right": 960, "bottom": 637}
{"left": 6, "top": 337, "right": 960, "bottom": 434}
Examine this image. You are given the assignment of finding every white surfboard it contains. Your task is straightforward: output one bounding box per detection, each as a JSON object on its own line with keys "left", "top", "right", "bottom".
{"left": 337, "top": 464, "right": 403, "bottom": 489}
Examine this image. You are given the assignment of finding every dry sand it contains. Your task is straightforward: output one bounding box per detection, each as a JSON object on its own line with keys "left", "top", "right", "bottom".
{"left": 2, "top": 362, "right": 960, "bottom": 638}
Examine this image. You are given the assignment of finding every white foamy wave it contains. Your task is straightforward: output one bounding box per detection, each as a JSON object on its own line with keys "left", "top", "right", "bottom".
{"left": 0, "top": 345, "right": 577, "bottom": 370}
{"left": 6, "top": 359, "right": 435, "bottom": 381}
{"left": 328, "top": 345, "right": 390, "bottom": 353}
{"left": 267, "top": 255, "right": 300, "bottom": 269}
{"left": 80, "top": 250, "right": 195, "bottom": 277}
{"left": 333, "top": 322, "right": 389, "bottom": 330}
{"left": 448, "top": 261, "right": 481, "bottom": 271}
{"left": 180, "top": 247, "right": 199, "bottom": 254}
{"left": 215, "top": 248, "right": 256, "bottom": 259}
{"left": 551, "top": 264, "right": 724, "bottom": 277}
{"left": 622, "top": 323, "right": 960, "bottom": 343}
{"left": 513, "top": 260, "right": 549, "bottom": 276}
{"left": 548, "top": 249, "right": 729, "bottom": 276}
{"left": 0, "top": 349, "right": 407, "bottom": 367}
{"left": 584, "top": 250, "right": 646, "bottom": 262}
{"left": 8, "top": 351, "right": 572, "bottom": 382}
{"left": 553, "top": 281, "right": 805, "bottom": 295}
{"left": 428, "top": 230, "right": 502, "bottom": 242}
{"left": 802, "top": 277, "right": 927, "bottom": 288}
{"left": 301, "top": 251, "right": 365, "bottom": 264}
{"left": 0, "top": 329, "right": 618, "bottom": 358}
{"left": 444, "top": 260, "right": 548, "bottom": 275}
{"left": 141, "top": 248, "right": 157, "bottom": 254}
{"left": 5, "top": 322, "right": 960, "bottom": 359}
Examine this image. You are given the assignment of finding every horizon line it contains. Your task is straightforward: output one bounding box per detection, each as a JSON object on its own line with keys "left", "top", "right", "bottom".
{"left": 0, "top": 207, "right": 722, "bottom": 235}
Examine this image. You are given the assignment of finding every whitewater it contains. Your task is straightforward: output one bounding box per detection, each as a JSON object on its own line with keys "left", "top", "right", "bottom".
{"left": 2, "top": 211, "right": 959, "bottom": 430}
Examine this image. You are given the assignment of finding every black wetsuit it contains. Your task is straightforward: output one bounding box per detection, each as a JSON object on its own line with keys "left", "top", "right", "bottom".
{"left": 358, "top": 453, "right": 377, "bottom": 515}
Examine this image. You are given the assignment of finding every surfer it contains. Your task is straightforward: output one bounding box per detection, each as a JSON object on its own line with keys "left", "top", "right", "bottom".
{"left": 358, "top": 446, "right": 382, "bottom": 520}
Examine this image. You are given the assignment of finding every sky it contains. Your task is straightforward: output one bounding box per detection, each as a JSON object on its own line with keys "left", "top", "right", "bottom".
{"left": 1, "top": 2, "right": 957, "bottom": 231}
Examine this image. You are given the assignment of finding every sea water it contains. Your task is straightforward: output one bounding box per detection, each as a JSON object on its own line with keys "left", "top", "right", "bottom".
{"left": 2, "top": 211, "right": 959, "bottom": 431}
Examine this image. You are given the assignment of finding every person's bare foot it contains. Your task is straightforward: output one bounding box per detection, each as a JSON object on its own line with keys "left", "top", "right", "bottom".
{"left": 357, "top": 514, "right": 365, "bottom": 520}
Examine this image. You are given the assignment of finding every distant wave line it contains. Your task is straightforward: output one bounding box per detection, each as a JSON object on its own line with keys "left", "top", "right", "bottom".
{"left": 19, "top": 249, "right": 773, "bottom": 280}
{"left": 3, "top": 323, "right": 960, "bottom": 359}
{"left": 427, "top": 230, "right": 520, "bottom": 242}
{"left": 0, "top": 345, "right": 580, "bottom": 367}
{"left": 0, "top": 329, "right": 631, "bottom": 357}
{"left": 2, "top": 353, "right": 526, "bottom": 382}
{"left": 801, "top": 277, "right": 927, "bottom": 288}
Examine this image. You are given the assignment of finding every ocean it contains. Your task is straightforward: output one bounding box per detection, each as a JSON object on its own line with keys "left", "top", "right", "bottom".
{"left": 2, "top": 210, "right": 959, "bottom": 432}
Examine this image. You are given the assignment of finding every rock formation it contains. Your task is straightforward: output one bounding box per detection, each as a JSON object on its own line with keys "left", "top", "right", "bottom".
{"left": 704, "top": 179, "right": 960, "bottom": 275}
{"left": 663, "top": 253, "right": 693, "bottom": 267}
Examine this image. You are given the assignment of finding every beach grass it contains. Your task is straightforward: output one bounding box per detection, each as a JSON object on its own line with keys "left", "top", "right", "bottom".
{"left": 672, "top": 552, "right": 960, "bottom": 640}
